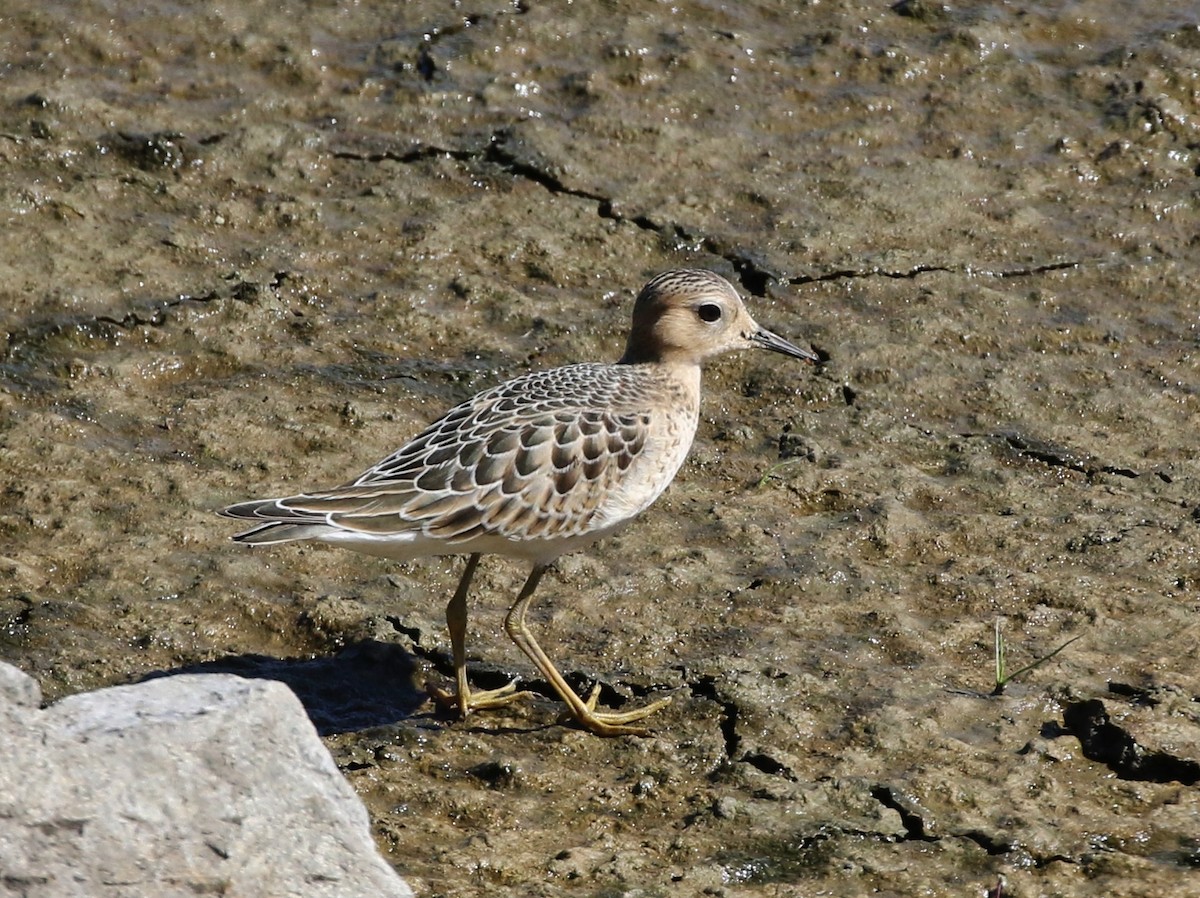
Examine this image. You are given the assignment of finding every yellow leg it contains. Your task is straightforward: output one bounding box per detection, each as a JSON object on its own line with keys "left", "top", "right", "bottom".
{"left": 504, "top": 565, "right": 671, "bottom": 737}
{"left": 429, "top": 553, "right": 532, "bottom": 717}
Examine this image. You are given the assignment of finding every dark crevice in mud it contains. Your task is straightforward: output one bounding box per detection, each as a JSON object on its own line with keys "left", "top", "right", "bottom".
{"left": 332, "top": 143, "right": 474, "bottom": 166}
{"left": 871, "top": 784, "right": 1076, "bottom": 867}
{"left": 596, "top": 201, "right": 658, "bottom": 233}
{"left": 789, "top": 259, "right": 1079, "bottom": 285}
{"left": 375, "top": 11, "right": 498, "bottom": 83}
{"left": 7, "top": 293, "right": 213, "bottom": 344}
{"left": 326, "top": 136, "right": 770, "bottom": 298}
{"left": 414, "top": 45, "right": 436, "bottom": 82}
{"left": 1001, "top": 432, "right": 1139, "bottom": 479}
{"left": 870, "top": 784, "right": 934, "bottom": 842}
{"left": 958, "top": 431, "right": 1142, "bottom": 481}
{"left": 1062, "top": 698, "right": 1200, "bottom": 785}
{"left": 742, "top": 752, "right": 796, "bottom": 778}
{"left": 689, "top": 675, "right": 742, "bottom": 764}
{"left": 333, "top": 135, "right": 1082, "bottom": 298}
{"left": 485, "top": 142, "right": 590, "bottom": 198}
{"left": 687, "top": 674, "right": 798, "bottom": 778}
{"left": 986, "top": 260, "right": 1080, "bottom": 277}
{"left": 731, "top": 263, "right": 774, "bottom": 297}
{"left": 2, "top": 265, "right": 316, "bottom": 371}
{"left": 334, "top": 133, "right": 609, "bottom": 208}
{"left": 790, "top": 264, "right": 952, "bottom": 284}
{"left": 1107, "top": 680, "right": 1197, "bottom": 708}
{"left": 95, "top": 293, "right": 219, "bottom": 331}
{"left": 1, "top": 291, "right": 226, "bottom": 385}
{"left": 957, "top": 829, "right": 1013, "bottom": 857}
{"left": 383, "top": 615, "right": 422, "bottom": 644}
{"left": 954, "top": 828, "right": 1069, "bottom": 867}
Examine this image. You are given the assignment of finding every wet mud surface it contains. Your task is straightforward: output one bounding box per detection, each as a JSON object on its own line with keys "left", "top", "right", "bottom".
{"left": 3, "top": 1, "right": 1199, "bottom": 895}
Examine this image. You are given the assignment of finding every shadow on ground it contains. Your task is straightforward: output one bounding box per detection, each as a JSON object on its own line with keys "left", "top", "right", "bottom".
{"left": 141, "top": 640, "right": 427, "bottom": 736}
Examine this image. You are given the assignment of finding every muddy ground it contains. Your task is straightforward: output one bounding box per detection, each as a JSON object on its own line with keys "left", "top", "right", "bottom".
{"left": 2, "top": 1, "right": 1199, "bottom": 895}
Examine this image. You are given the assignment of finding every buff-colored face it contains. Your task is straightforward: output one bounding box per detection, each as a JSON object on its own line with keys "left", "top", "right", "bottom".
{"left": 620, "top": 269, "right": 819, "bottom": 365}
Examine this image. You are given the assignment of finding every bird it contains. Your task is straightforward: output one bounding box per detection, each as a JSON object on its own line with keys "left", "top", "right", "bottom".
{"left": 221, "top": 269, "right": 819, "bottom": 736}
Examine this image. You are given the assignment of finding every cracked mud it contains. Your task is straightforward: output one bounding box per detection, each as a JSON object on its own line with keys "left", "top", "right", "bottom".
{"left": 2, "top": 2, "right": 1199, "bottom": 896}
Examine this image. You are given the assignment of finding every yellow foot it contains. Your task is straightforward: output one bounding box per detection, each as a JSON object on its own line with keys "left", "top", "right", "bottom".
{"left": 558, "top": 683, "right": 673, "bottom": 737}
{"left": 427, "top": 678, "right": 536, "bottom": 718}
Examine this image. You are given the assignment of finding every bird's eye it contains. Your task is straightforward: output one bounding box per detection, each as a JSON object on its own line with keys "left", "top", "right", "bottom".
{"left": 697, "top": 303, "right": 723, "bottom": 323}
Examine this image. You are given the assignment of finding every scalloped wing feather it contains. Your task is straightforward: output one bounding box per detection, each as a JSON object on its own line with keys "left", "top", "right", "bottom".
{"left": 229, "top": 364, "right": 684, "bottom": 547}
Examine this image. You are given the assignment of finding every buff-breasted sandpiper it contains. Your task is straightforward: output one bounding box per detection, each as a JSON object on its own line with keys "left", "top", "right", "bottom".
{"left": 221, "top": 269, "right": 818, "bottom": 735}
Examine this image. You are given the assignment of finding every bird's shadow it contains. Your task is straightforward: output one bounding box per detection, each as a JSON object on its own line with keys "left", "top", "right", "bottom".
{"left": 139, "top": 639, "right": 430, "bottom": 736}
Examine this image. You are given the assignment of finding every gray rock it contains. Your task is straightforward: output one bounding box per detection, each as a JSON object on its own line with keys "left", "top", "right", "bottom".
{"left": 0, "top": 662, "right": 40, "bottom": 708}
{"left": 0, "top": 663, "right": 411, "bottom": 898}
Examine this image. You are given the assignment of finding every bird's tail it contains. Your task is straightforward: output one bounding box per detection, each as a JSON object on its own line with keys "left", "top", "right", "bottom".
{"left": 227, "top": 521, "right": 333, "bottom": 545}
{"left": 220, "top": 498, "right": 332, "bottom": 545}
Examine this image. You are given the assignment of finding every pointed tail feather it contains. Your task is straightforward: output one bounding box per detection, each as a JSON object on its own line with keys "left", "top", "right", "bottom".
{"left": 230, "top": 521, "right": 334, "bottom": 545}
